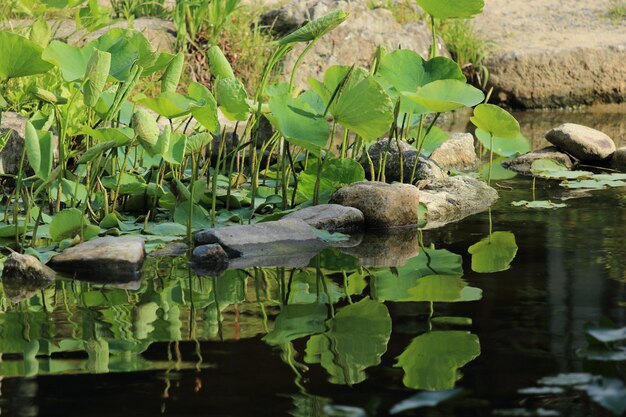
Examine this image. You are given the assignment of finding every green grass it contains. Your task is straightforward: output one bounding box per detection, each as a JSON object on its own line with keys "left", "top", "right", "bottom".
{"left": 608, "top": 0, "right": 626, "bottom": 20}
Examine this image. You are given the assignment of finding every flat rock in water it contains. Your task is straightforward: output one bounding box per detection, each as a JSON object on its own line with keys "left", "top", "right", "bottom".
{"left": 419, "top": 177, "right": 498, "bottom": 229}
{"left": 194, "top": 219, "right": 327, "bottom": 260}
{"left": 149, "top": 242, "right": 189, "bottom": 258}
{"left": 502, "top": 146, "right": 575, "bottom": 176}
{"left": 611, "top": 147, "right": 626, "bottom": 172}
{"left": 330, "top": 181, "right": 421, "bottom": 229}
{"left": 430, "top": 133, "right": 479, "bottom": 172}
{"left": 1, "top": 253, "right": 56, "bottom": 303}
{"left": 282, "top": 204, "right": 364, "bottom": 232}
{"left": 545, "top": 123, "right": 616, "bottom": 162}
{"left": 362, "top": 138, "right": 447, "bottom": 183}
{"left": 49, "top": 236, "right": 145, "bottom": 281}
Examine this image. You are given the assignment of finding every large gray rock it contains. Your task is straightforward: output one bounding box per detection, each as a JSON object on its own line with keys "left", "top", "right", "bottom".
{"left": 49, "top": 236, "right": 145, "bottom": 281}
{"left": 194, "top": 219, "right": 327, "bottom": 261}
{"left": 502, "top": 146, "right": 575, "bottom": 176}
{"left": 0, "top": 112, "right": 28, "bottom": 175}
{"left": 1, "top": 252, "right": 56, "bottom": 303}
{"left": 362, "top": 138, "right": 447, "bottom": 183}
{"left": 611, "top": 147, "right": 626, "bottom": 172}
{"left": 430, "top": 133, "right": 479, "bottom": 172}
{"left": 282, "top": 204, "right": 364, "bottom": 232}
{"left": 261, "top": 0, "right": 447, "bottom": 89}
{"left": 545, "top": 123, "right": 616, "bottom": 162}
{"left": 419, "top": 176, "right": 498, "bottom": 229}
{"left": 330, "top": 181, "right": 420, "bottom": 228}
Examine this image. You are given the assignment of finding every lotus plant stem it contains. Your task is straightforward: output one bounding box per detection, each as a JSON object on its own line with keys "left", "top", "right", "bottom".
{"left": 430, "top": 15, "right": 437, "bottom": 59}
{"left": 211, "top": 134, "right": 227, "bottom": 228}
{"left": 343, "top": 272, "right": 353, "bottom": 304}
{"left": 340, "top": 128, "right": 350, "bottom": 159}
{"left": 286, "top": 144, "right": 299, "bottom": 207}
{"left": 12, "top": 143, "right": 27, "bottom": 249}
{"left": 188, "top": 153, "right": 199, "bottom": 243}
{"left": 532, "top": 177, "right": 536, "bottom": 201}
{"left": 415, "top": 112, "right": 441, "bottom": 157}
{"left": 111, "top": 139, "right": 136, "bottom": 213}
{"left": 409, "top": 115, "right": 425, "bottom": 184}
{"left": 289, "top": 38, "right": 320, "bottom": 93}
{"left": 487, "top": 132, "right": 494, "bottom": 185}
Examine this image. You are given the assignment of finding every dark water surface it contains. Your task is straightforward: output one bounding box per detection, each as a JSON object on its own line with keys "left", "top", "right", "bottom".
{"left": 2, "top": 105, "right": 626, "bottom": 416}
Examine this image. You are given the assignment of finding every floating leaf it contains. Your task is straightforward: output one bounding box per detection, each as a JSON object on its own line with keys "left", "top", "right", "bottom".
{"left": 530, "top": 159, "right": 592, "bottom": 180}
{"left": 395, "top": 331, "right": 481, "bottom": 390}
{"left": 511, "top": 200, "right": 567, "bottom": 209}
{"left": 50, "top": 208, "right": 99, "bottom": 242}
{"left": 560, "top": 179, "right": 626, "bottom": 189}
{"left": 468, "top": 231, "right": 518, "bottom": 273}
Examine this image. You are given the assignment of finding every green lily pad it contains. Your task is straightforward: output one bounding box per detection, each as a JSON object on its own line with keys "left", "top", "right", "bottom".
{"left": 511, "top": 200, "right": 567, "bottom": 209}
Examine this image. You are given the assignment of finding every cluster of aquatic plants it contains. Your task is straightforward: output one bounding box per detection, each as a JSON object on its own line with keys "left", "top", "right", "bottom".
{"left": 0, "top": 2, "right": 529, "bottom": 260}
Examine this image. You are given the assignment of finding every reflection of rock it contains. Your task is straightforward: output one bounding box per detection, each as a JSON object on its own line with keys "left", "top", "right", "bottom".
{"left": 148, "top": 242, "right": 188, "bottom": 257}
{"left": 191, "top": 244, "right": 229, "bottom": 276}
{"left": 502, "top": 146, "right": 575, "bottom": 176}
{"left": 194, "top": 219, "right": 327, "bottom": 269}
{"left": 545, "top": 123, "right": 616, "bottom": 162}
{"left": 261, "top": 0, "right": 447, "bottom": 90}
{"left": 1, "top": 253, "right": 56, "bottom": 302}
{"left": 282, "top": 204, "right": 364, "bottom": 232}
{"left": 419, "top": 176, "right": 498, "bottom": 229}
{"left": 362, "top": 138, "right": 446, "bottom": 183}
{"left": 49, "top": 236, "right": 145, "bottom": 281}
{"left": 331, "top": 181, "right": 421, "bottom": 229}
{"left": 610, "top": 147, "right": 626, "bottom": 172}
{"left": 430, "top": 133, "right": 479, "bottom": 172}
{"left": 340, "top": 228, "right": 421, "bottom": 267}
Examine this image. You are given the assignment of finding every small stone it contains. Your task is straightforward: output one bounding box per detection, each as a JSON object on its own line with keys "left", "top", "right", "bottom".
{"left": 1, "top": 252, "right": 56, "bottom": 303}
{"left": 611, "top": 147, "right": 626, "bottom": 172}
{"left": 49, "top": 236, "right": 145, "bottom": 281}
{"left": 191, "top": 244, "right": 229, "bottom": 275}
{"left": 282, "top": 204, "right": 364, "bottom": 232}
{"left": 545, "top": 123, "right": 616, "bottom": 161}
{"left": 430, "top": 133, "right": 479, "bottom": 171}
{"left": 419, "top": 176, "right": 498, "bottom": 229}
{"left": 330, "top": 181, "right": 421, "bottom": 229}
{"left": 194, "top": 219, "right": 326, "bottom": 258}
{"left": 502, "top": 146, "right": 575, "bottom": 176}
{"left": 362, "top": 138, "right": 447, "bottom": 183}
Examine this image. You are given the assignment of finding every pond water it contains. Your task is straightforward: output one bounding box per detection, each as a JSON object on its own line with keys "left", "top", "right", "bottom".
{"left": 1, "top": 109, "right": 625, "bottom": 417}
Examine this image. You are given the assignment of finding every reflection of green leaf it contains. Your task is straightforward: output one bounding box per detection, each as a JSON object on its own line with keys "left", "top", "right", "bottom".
{"left": 263, "top": 303, "right": 327, "bottom": 346}
{"left": 475, "top": 129, "right": 530, "bottom": 157}
{"left": 395, "top": 331, "right": 480, "bottom": 390}
{"left": 468, "top": 231, "right": 518, "bottom": 273}
{"left": 305, "top": 298, "right": 391, "bottom": 385}
{"left": 577, "top": 378, "right": 626, "bottom": 416}
{"left": 479, "top": 157, "right": 517, "bottom": 180}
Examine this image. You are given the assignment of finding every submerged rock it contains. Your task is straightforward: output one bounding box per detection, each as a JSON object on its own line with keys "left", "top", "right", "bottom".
{"left": 1, "top": 253, "right": 56, "bottom": 302}
{"left": 282, "top": 204, "right": 364, "bottom": 232}
{"left": 419, "top": 176, "right": 498, "bottom": 229}
{"left": 362, "top": 138, "right": 446, "bottom": 183}
{"left": 330, "top": 181, "right": 420, "bottom": 229}
{"left": 49, "top": 236, "right": 145, "bottom": 281}
{"left": 502, "top": 146, "right": 575, "bottom": 176}
{"left": 430, "top": 133, "right": 479, "bottom": 172}
{"left": 195, "top": 219, "right": 326, "bottom": 260}
{"left": 611, "top": 147, "right": 626, "bottom": 172}
{"left": 191, "top": 244, "right": 229, "bottom": 275}
{"left": 545, "top": 123, "right": 616, "bottom": 162}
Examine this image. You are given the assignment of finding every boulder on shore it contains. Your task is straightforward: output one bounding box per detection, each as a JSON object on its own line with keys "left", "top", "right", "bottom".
{"left": 545, "top": 123, "right": 616, "bottom": 162}
{"left": 49, "top": 236, "right": 145, "bottom": 281}
{"left": 430, "top": 133, "right": 479, "bottom": 172}
{"left": 330, "top": 181, "right": 421, "bottom": 229}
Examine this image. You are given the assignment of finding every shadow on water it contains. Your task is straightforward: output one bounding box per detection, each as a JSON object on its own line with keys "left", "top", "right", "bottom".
{"left": 1, "top": 158, "right": 626, "bottom": 415}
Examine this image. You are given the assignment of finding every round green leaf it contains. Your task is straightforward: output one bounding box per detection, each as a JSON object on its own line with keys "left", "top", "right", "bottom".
{"left": 470, "top": 104, "right": 520, "bottom": 138}
{"left": 0, "top": 31, "right": 53, "bottom": 81}
{"left": 404, "top": 79, "right": 484, "bottom": 113}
